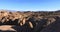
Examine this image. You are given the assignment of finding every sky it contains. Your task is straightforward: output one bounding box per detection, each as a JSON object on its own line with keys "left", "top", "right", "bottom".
{"left": 0, "top": 0, "right": 60, "bottom": 11}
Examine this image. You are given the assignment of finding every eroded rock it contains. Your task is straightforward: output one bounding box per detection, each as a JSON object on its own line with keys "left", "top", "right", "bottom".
{"left": 0, "top": 11, "right": 59, "bottom": 32}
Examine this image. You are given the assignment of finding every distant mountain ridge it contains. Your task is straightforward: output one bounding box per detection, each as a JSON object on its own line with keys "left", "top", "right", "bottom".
{"left": 0, "top": 9, "right": 60, "bottom": 12}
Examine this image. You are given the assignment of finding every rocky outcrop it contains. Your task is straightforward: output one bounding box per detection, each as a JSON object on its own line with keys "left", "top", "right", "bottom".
{"left": 40, "top": 16, "right": 60, "bottom": 32}
{"left": 0, "top": 10, "right": 60, "bottom": 32}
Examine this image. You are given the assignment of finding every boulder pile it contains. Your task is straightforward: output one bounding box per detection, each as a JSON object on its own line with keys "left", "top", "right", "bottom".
{"left": 0, "top": 10, "right": 60, "bottom": 32}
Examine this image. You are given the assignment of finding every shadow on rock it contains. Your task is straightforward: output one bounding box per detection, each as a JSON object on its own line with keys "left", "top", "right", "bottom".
{"left": 40, "top": 16, "right": 60, "bottom": 32}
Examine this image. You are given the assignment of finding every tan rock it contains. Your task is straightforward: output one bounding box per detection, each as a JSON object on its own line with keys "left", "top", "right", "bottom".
{"left": 0, "top": 25, "right": 16, "bottom": 31}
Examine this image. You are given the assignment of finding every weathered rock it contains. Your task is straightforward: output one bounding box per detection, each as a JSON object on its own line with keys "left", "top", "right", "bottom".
{"left": 0, "top": 10, "right": 60, "bottom": 32}
{"left": 40, "top": 16, "right": 60, "bottom": 32}
{"left": 0, "top": 25, "right": 16, "bottom": 32}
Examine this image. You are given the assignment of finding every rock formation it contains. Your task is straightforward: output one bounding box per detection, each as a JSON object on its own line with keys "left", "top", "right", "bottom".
{"left": 0, "top": 10, "right": 60, "bottom": 32}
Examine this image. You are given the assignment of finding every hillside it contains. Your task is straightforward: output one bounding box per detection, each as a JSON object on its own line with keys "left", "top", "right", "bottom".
{"left": 0, "top": 10, "right": 60, "bottom": 32}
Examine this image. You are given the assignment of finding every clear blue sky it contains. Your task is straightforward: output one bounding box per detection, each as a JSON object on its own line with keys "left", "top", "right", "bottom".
{"left": 0, "top": 0, "right": 60, "bottom": 11}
